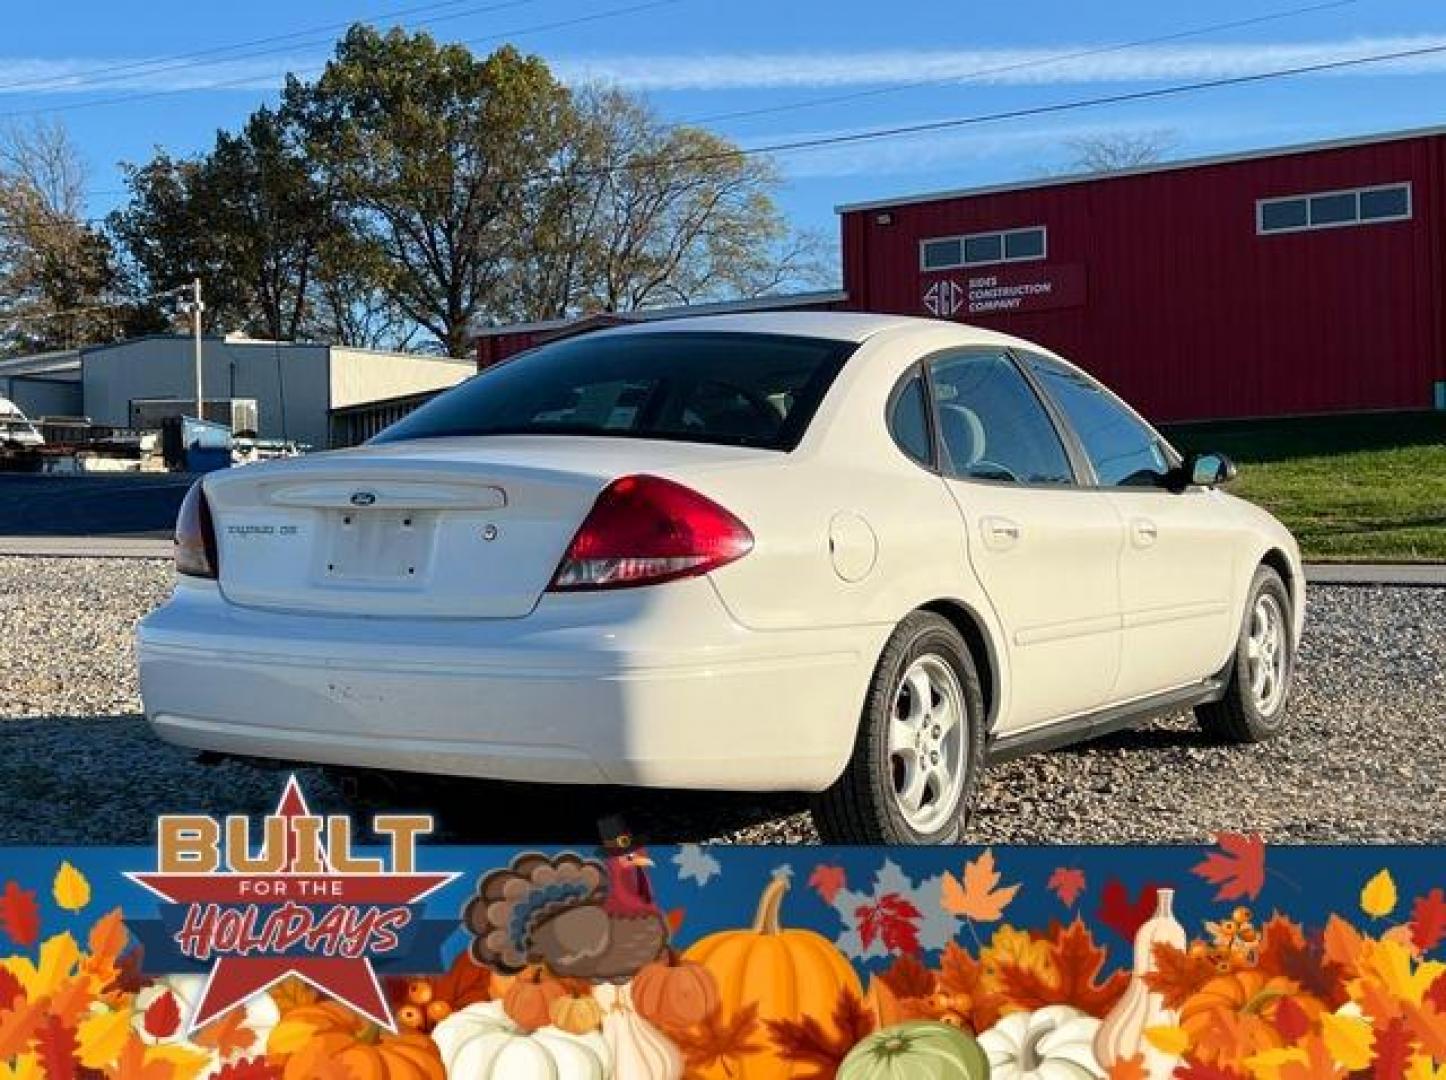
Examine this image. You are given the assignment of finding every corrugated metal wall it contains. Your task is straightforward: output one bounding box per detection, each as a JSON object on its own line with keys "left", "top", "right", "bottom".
{"left": 844, "top": 133, "right": 1446, "bottom": 422}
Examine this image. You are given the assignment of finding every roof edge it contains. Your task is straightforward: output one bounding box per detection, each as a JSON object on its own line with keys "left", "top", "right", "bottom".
{"left": 834, "top": 123, "right": 1446, "bottom": 214}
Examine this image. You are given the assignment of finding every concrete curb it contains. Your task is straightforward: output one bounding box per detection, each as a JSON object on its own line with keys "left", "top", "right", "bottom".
{"left": 1304, "top": 563, "right": 1446, "bottom": 586}
{"left": 0, "top": 536, "right": 172, "bottom": 559}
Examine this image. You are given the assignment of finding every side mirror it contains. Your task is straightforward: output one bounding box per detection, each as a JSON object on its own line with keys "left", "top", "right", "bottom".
{"left": 1185, "top": 451, "right": 1237, "bottom": 488}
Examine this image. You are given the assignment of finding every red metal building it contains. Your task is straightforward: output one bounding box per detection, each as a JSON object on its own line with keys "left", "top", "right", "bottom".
{"left": 839, "top": 126, "right": 1446, "bottom": 423}
{"left": 475, "top": 127, "right": 1446, "bottom": 423}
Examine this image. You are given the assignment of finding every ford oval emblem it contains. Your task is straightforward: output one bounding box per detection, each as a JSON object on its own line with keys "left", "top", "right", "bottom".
{"left": 349, "top": 491, "right": 377, "bottom": 507}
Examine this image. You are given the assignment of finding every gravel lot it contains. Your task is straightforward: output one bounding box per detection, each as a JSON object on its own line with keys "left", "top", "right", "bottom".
{"left": 1, "top": 556, "right": 1441, "bottom": 844}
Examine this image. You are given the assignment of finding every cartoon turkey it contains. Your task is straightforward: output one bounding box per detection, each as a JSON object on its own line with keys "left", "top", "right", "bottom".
{"left": 463, "top": 820, "right": 669, "bottom": 983}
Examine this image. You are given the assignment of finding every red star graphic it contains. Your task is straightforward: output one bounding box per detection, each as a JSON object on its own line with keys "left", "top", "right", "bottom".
{"left": 129, "top": 775, "right": 456, "bottom": 1033}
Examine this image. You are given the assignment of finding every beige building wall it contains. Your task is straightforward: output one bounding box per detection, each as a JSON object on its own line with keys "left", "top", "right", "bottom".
{"left": 328, "top": 348, "right": 472, "bottom": 411}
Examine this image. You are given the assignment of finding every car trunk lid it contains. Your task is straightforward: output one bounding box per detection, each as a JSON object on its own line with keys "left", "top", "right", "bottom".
{"left": 203, "top": 436, "right": 769, "bottom": 618}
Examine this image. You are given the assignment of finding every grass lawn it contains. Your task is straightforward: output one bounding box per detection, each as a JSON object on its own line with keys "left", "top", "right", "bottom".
{"left": 1159, "top": 411, "right": 1446, "bottom": 563}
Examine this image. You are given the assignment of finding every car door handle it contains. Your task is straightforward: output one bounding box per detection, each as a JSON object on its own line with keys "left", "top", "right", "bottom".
{"left": 1131, "top": 518, "right": 1159, "bottom": 547}
{"left": 982, "top": 517, "right": 1023, "bottom": 550}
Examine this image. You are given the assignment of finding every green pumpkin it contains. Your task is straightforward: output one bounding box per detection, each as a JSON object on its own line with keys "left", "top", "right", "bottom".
{"left": 839, "top": 1022, "right": 989, "bottom": 1080}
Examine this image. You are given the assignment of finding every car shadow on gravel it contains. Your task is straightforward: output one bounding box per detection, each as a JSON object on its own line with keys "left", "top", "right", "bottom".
{"left": 0, "top": 713, "right": 809, "bottom": 845}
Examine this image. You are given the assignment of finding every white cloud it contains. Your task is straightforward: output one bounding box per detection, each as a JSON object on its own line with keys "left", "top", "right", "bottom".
{"left": 553, "top": 36, "right": 1446, "bottom": 92}
{"left": 3, "top": 34, "right": 1443, "bottom": 99}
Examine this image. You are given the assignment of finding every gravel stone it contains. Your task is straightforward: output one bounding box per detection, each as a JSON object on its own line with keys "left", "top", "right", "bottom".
{"left": 1, "top": 556, "right": 1441, "bottom": 844}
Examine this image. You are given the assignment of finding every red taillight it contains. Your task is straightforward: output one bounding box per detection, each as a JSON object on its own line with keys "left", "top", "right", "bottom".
{"left": 549, "top": 475, "right": 753, "bottom": 591}
{"left": 175, "top": 481, "right": 219, "bottom": 579}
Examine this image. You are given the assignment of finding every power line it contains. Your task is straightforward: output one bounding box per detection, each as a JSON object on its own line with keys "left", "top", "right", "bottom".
{"left": 680, "top": 0, "right": 1365, "bottom": 127}
{"left": 4, "top": 31, "right": 1444, "bottom": 236}
{"left": 715, "top": 39, "right": 1446, "bottom": 163}
{"left": 0, "top": 0, "right": 688, "bottom": 122}
{"left": 0, "top": 0, "right": 526, "bottom": 95}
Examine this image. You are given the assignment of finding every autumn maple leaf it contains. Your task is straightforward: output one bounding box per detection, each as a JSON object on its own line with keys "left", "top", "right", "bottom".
{"left": 1048, "top": 867, "right": 1087, "bottom": 908}
{"left": 995, "top": 917, "right": 1130, "bottom": 1018}
{"left": 1192, "top": 833, "right": 1267, "bottom": 901}
{"left": 1411, "top": 889, "right": 1446, "bottom": 955}
{"left": 1369, "top": 1017, "right": 1415, "bottom": 1080}
{"left": 1097, "top": 880, "right": 1160, "bottom": 943}
{"left": 855, "top": 893, "right": 923, "bottom": 955}
{"left": 878, "top": 953, "right": 935, "bottom": 1000}
{"left": 1145, "top": 942, "right": 1220, "bottom": 1010}
{"left": 1106, "top": 1054, "right": 1148, "bottom": 1080}
{"left": 665, "top": 1003, "right": 766, "bottom": 1076}
{"left": 766, "top": 991, "right": 875, "bottom": 1080}
{"left": 809, "top": 865, "right": 847, "bottom": 906}
{"left": 940, "top": 849, "right": 1020, "bottom": 922}
{"left": 33, "top": 1014, "right": 80, "bottom": 1080}
{"left": 0, "top": 881, "right": 40, "bottom": 947}
{"left": 1272, "top": 995, "right": 1314, "bottom": 1042}
{"left": 0, "top": 967, "right": 21, "bottom": 1011}
{"left": 1174, "top": 1065, "right": 1250, "bottom": 1080}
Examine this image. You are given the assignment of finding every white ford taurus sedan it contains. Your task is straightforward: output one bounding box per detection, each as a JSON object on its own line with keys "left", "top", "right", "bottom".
{"left": 138, "top": 313, "right": 1303, "bottom": 843}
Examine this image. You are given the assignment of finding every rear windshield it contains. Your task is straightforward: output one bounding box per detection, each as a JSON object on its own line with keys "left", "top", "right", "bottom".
{"left": 372, "top": 331, "right": 856, "bottom": 451}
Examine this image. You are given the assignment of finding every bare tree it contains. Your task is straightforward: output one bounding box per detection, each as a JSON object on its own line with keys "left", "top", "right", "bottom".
{"left": 0, "top": 120, "right": 120, "bottom": 354}
{"left": 1065, "top": 129, "right": 1179, "bottom": 174}
{"left": 512, "top": 88, "right": 830, "bottom": 319}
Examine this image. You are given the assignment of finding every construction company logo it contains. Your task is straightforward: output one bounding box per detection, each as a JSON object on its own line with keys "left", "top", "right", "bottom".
{"left": 126, "top": 776, "right": 459, "bottom": 1034}
{"left": 923, "top": 279, "right": 965, "bottom": 317}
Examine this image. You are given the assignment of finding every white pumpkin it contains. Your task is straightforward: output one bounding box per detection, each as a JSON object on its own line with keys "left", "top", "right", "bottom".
{"left": 432, "top": 1001, "right": 612, "bottom": 1080}
{"left": 979, "top": 1006, "right": 1106, "bottom": 1080}
{"left": 132, "top": 975, "right": 279, "bottom": 1078}
{"left": 592, "top": 984, "right": 683, "bottom": 1080}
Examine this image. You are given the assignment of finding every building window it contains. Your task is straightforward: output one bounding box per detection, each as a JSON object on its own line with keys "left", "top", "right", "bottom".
{"left": 920, "top": 226, "right": 1047, "bottom": 271}
{"left": 1257, "top": 182, "right": 1411, "bottom": 234}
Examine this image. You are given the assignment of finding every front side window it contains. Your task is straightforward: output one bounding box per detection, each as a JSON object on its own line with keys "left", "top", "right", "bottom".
{"left": 927, "top": 352, "right": 1074, "bottom": 485}
{"left": 1025, "top": 355, "right": 1171, "bottom": 487}
{"left": 374, "top": 332, "right": 855, "bottom": 451}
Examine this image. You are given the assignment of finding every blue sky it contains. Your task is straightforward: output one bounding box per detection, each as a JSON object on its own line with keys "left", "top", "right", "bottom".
{"left": 3, "top": 0, "right": 1445, "bottom": 244}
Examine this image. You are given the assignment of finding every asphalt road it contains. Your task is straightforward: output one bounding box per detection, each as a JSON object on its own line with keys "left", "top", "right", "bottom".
{"left": 0, "top": 473, "right": 193, "bottom": 537}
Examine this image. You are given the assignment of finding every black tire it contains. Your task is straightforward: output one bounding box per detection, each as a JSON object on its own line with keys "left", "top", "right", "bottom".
{"left": 1195, "top": 564, "right": 1295, "bottom": 743}
{"left": 812, "top": 611, "right": 985, "bottom": 844}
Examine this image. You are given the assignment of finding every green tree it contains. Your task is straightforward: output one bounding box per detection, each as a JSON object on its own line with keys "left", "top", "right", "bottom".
{"left": 110, "top": 106, "right": 344, "bottom": 342}
{"left": 286, "top": 28, "right": 573, "bottom": 357}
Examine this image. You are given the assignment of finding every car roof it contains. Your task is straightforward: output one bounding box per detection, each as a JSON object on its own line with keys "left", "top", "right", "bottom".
{"left": 597, "top": 310, "right": 954, "bottom": 344}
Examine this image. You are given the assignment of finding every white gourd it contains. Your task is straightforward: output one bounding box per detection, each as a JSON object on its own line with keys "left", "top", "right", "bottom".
{"left": 978, "top": 1005, "right": 1105, "bottom": 1080}
{"left": 593, "top": 984, "right": 684, "bottom": 1080}
{"left": 432, "top": 1001, "right": 613, "bottom": 1080}
{"left": 1093, "top": 888, "right": 1187, "bottom": 1080}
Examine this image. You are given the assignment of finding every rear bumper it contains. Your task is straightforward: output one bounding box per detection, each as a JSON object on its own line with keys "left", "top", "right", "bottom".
{"left": 137, "top": 578, "right": 883, "bottom": 792}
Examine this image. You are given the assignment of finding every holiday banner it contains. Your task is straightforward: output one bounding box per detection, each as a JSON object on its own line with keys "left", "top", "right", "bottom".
{"left": 0, "top": 782, "right": 1442, "bottom": 1080}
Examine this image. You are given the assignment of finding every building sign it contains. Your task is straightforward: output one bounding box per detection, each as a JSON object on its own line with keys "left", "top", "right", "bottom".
{"left": 924, "top": 263, "right": 1087, "bottom": 318}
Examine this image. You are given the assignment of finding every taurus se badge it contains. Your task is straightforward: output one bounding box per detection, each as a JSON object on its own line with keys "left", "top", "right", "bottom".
{"left": 349, "top": 491, "right": 377, "bottom": 507}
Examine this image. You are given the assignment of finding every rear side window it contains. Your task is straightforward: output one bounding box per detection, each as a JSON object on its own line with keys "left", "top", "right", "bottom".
{"left": 1025, "top": 354, "right": 1171, "bottom": 487}
{"left": 927, "top": 352, "right": 1074, "bottom": 485}
{"left": 374, "top": 332, "right": 855, "bottom": 451}
{"left": 889, "top": 372, "right": 934, "bottom": 466}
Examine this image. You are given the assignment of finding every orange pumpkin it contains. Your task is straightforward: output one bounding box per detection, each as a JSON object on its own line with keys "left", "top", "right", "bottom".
{"left": 1178, "top": 972, "right": 1321, "bottom": 1066}
{"left": 631, "top": 952, "right": 720, "bottom": 1028}
{"left": 684, "top": 871, "right": 864, "bottom": 1079}
{"left": 549, "top": 991, "right": 605, "bottom": 1035}
{"left": 268, "top": 1001, "right": 444, "bottom": 1080}
{"left": 503, "top": 967, "right": 570, "bottom": 1032}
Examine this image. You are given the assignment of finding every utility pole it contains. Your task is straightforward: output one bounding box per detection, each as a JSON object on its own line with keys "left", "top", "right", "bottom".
{"left": 190, "top": 278, "right": 205, "bottom": 422}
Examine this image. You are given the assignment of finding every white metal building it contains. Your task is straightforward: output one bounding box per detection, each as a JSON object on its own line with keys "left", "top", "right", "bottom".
{"left": 0, "top": 335, "right": 472, "bottom": 449}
